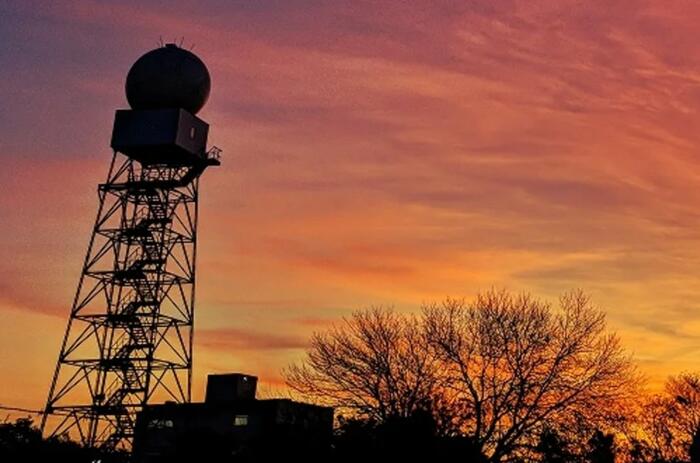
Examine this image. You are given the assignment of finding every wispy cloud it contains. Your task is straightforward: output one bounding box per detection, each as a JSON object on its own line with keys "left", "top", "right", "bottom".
{"left": 4, "top": 1, "right": 700, "bottom": 406}
{"left": 198, "top": 327, "right": 308, "bottom": 351}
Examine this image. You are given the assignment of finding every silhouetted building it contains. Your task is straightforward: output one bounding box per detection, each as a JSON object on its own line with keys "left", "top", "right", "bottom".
{"left": 132, "top": 373, "right": 333, "bottom": 462}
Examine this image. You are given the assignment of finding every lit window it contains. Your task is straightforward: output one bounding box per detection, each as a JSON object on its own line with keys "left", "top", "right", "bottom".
{"left": 234, "top": 415, "right": 248, "bottom": 427}
{"left": 189, "top": 127, "right": 196, "bottom": 139}
{"left": 148, "top": 418, "right": 174, "bottom": 429}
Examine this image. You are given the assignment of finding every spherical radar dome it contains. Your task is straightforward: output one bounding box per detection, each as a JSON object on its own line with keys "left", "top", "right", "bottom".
{"left": 125, "top": 44, "right": 211, "bottom": 114}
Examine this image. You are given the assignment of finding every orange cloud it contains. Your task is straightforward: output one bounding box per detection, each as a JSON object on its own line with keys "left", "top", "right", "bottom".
{"left": 198, "top": 327, "right": 308, "bottom": 351}
{"left": 6, "top": 0, "right": 700, "bottom": 411}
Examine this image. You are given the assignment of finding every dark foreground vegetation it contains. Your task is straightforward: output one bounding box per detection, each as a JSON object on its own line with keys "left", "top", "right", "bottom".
{"left": 286, "top": 290, "right": 700, "bottom": 463}
{"left": 4, "top": 290, "right": 700, "bottom": 462}
{"left": 0, "top": 418, "right": 127, "bottom": 462}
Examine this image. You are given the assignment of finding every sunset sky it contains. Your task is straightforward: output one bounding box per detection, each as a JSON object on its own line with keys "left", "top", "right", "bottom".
{"left": 3, "top": 0, "right": 700, "bottom": 412}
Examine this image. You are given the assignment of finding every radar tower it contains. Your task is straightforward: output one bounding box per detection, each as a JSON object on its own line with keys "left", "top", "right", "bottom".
{"left": 41, "top": 43, "right": 220, "bottom": 451}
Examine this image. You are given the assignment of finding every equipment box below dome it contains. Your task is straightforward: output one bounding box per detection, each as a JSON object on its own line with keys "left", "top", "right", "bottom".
{"left": 111, "top": 108, "right": 209, "bottom": 166}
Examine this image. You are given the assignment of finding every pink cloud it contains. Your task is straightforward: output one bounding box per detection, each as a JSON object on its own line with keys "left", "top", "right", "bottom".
{"left": 7, "top": 1, "right": 700, "bottom": 408}
{"left": 198, "top": 327, "right": 308, "bottom": 351}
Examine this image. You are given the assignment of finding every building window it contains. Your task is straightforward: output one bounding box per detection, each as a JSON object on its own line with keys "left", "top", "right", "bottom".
{"left": 234, "top": 415, "right": 248, "bottom": 427}
{"left": 189, "top": 127, "right": 196, "bottom": 139}
{"left": 148, "top": 418, "right": 174, "bottom": 429}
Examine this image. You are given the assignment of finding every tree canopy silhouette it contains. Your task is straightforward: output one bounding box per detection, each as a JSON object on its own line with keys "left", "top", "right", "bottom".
{"left": 286, "top": 289, "right": 637, "bottom": 462}
{"left": 423, "top": 290, "right": 636, "bottom": 461}
{"left": 285, "top": 308, "right": 442, "bottom": 422}
{"left": 643, "top": 372, "right": 700, "bottom": 462}
{"left": 0, "top": 417, "right": 113, "bottom": 463}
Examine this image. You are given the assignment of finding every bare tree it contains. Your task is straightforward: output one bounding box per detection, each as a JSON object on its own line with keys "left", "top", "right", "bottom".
{"left": 285, "top": 290, "right": 636, "bottom": 462}
{"left": 642, "top": 373, "right": 700, "bottom": 462}
{"left": 285, "top": 308, "right": 444, "bottom": 422}
{"left": 422, "top": 290, "right": 636, "bottom": 462}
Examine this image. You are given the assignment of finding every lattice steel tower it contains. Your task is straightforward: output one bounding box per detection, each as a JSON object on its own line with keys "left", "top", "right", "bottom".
{"left": 42, "top": 44, "right": 220, "bottom": 451}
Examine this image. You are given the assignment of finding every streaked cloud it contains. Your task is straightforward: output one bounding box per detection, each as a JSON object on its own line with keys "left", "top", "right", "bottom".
{"left": 3, "top": 0, "right": 700, "bottom": 406}
{"left": 198, "top": 327, "right": 308, "bottom": 351}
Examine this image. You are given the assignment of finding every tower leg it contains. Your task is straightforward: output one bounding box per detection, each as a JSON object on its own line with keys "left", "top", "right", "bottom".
{"left": 42, "top": 153, "right": 209, "bottom": 451}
